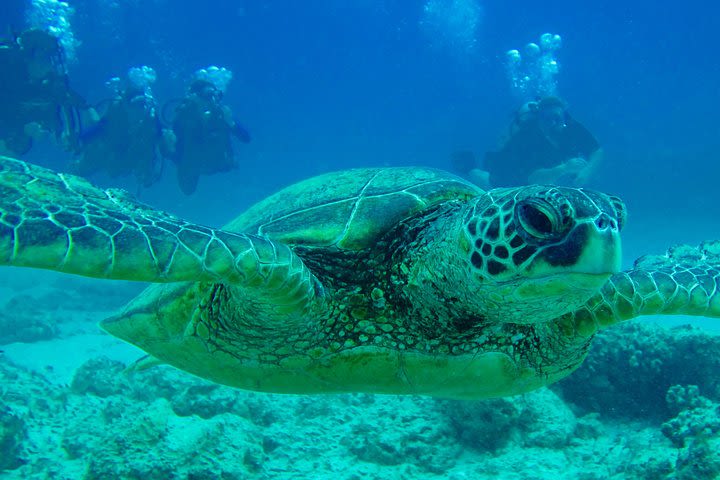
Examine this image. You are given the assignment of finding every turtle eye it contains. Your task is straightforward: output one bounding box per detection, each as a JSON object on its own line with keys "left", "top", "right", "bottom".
{"left": 516, "top": 200, "right": 565, "bottom": 240}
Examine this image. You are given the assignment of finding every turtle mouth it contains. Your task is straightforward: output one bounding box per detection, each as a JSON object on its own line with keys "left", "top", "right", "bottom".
{"left": 482, "top": 271, "right": 613, "bottom": 325}
{"left": 497, "top": 270, "right": 613, "bottom": 283}
{"left": 501, "top": 271, "right": 614, "bottom": 298}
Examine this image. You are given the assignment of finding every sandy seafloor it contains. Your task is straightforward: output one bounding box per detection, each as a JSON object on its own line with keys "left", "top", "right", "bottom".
{"left": 1, "top": 211, "right": 719, "bottom": 480}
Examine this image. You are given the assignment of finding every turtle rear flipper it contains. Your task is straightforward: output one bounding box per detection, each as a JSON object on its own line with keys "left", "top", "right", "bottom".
{"left": 566, "top": 241, "right": 720, "bottom": 336}
{"left": 0, "top": 156, "right": 323, "bottom": 313}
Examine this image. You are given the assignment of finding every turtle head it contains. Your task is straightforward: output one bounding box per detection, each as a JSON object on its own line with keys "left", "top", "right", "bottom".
{"left": 461, "top": 186, "right": 625, "bottom": 324}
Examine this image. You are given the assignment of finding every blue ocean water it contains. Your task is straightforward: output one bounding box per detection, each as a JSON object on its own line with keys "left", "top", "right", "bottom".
{"left": 1, "top": 1, "right": 720, "bottom": 478}
{"left": 5, "top": 0, "right": 718, "bottom": 228}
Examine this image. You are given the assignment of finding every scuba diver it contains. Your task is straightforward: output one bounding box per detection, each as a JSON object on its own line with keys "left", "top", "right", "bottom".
{"left": 72, "top": 68, "right": 174, "bottom": 190}
{"left": 0, "top": 29, "right": 87, "bottom": 156}
{"left": 168, "top": 75, "right": 251, "bottom": 195}
{"left": 459, "top": 96, "right": 602, "bottom": 189}
{"left": 488, "top": 96, "right": 602, "bottom": 187}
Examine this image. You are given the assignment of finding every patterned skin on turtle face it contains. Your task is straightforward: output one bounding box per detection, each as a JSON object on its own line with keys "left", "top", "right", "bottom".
{"left": 464, "top": 186, "right": 624, "bottom": 282}
{"left": 458, "top": 186, "right": 625, "bottom": 324}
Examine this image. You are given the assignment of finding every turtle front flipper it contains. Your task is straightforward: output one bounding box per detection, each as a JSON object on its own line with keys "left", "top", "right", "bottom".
{"left": 0, "top": 156, "right": 323, "bottom": 313}
{"left": 563, "top": 241, "right": 720, "bottom": 336}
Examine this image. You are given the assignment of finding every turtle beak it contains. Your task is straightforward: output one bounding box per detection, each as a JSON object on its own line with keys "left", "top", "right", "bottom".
{"left": 502, "top": 219, "right": 621, "bottom": 325}
{"left": 531, "top": 214, "right": 622, "bottom": 278}
{"left": 572, "top": 218, "right": 622, "bottom": 275}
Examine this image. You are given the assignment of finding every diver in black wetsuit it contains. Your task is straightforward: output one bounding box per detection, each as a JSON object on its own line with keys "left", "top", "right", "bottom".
{"left": 0, "top": 29, "right": 87, "bottom": 156}
{"left": 459, "top": 97, "right": 602, "bottom": 189}
{"left": 169, "top": 79, "right": 251, "bottom": 195}
{"left": 73, "top": 77, "right": 174, "bottom": 189}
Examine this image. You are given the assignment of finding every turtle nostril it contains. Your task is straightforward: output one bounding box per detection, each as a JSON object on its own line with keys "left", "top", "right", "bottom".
{"left": 595, "top": 214, "right": 618, "bottom": 231}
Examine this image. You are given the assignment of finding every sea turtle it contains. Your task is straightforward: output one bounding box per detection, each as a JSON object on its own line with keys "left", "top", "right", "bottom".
{"left": 0, "top": 155, "right": 718, "bottom": 399}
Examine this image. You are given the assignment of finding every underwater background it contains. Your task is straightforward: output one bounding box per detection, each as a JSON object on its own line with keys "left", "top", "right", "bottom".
{"left": 1, "top": 0, "right": 719, "bottom": 478}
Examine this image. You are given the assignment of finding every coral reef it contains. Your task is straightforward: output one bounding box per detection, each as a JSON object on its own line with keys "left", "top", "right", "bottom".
{"left": 442, "top": 388, "right": 576, "bottom": 451}
{"left": 0, "top": 405, "right": 26, "bottom": 471}
{"left": 0, "top": 350, "right": 701, "bottom": 480}
{"left": 674, "top": 437, "right": 720, "bottom": 480}
{"left": 555, "top": 322, "right": 720, "bottom": 419}
{"left": 0, "top": 275, "right": 142, "bottom": 345}
{"left": 661, "top": 385, "right": 720, "bottom": 479}
{"left": 1, "top": 313, "right": 719, "bottom": 479}
{"left": 0, "top": 295, "right": 57, "bottom": 344}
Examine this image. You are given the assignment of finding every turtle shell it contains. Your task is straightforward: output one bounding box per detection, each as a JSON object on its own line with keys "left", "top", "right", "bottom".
{"left": 225, "top": 167, "right": 481, "bottom": 250}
